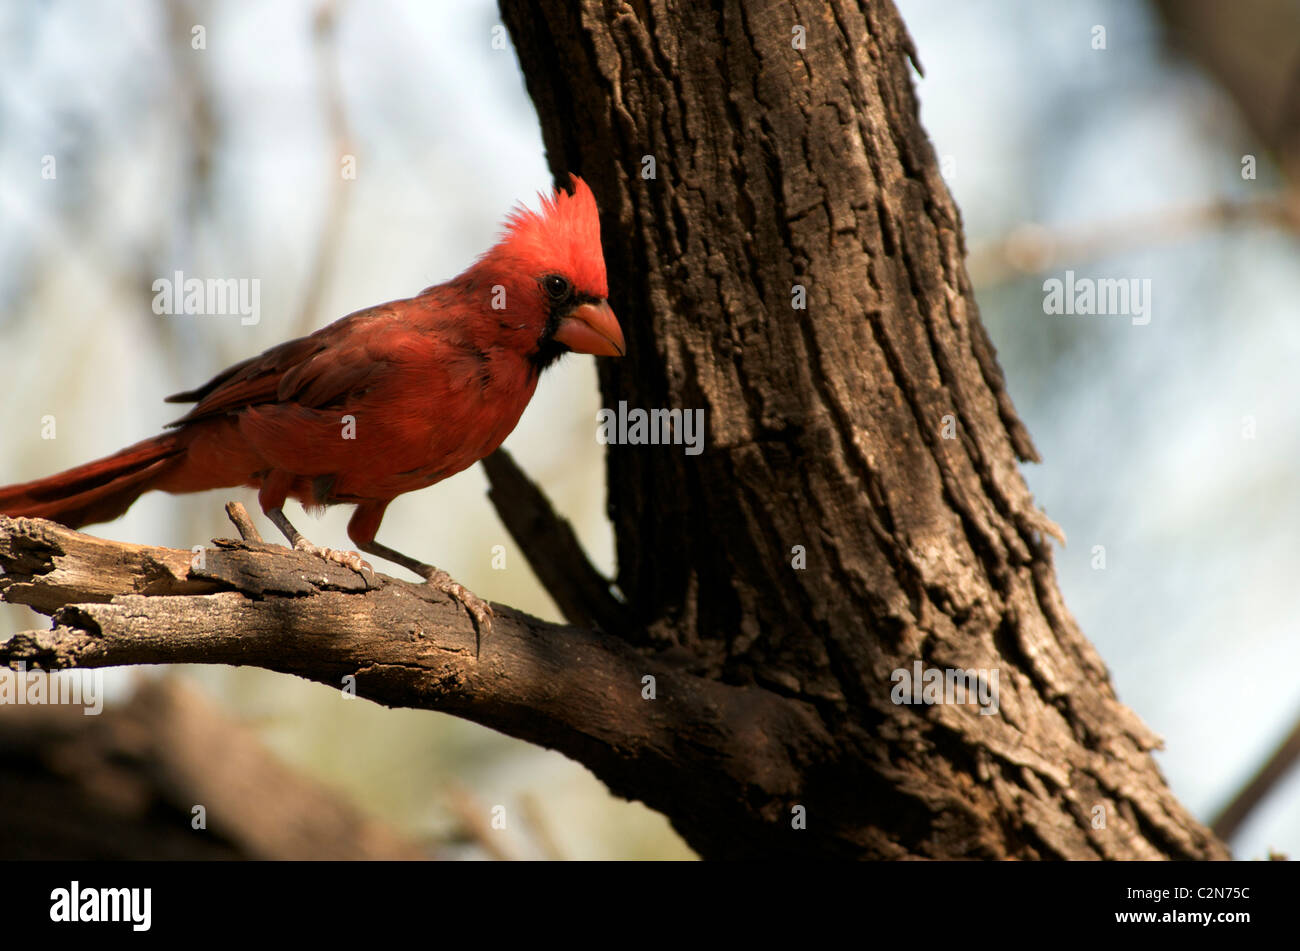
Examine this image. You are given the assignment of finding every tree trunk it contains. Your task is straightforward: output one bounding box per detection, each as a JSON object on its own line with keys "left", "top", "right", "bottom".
{"left": 499, "top": 0, "right": 1227, "bottom": 859}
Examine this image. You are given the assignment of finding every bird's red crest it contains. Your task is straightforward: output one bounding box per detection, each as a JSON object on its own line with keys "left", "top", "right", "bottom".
{"left": 493, "top": 175, "right": 608, "bottom": 299}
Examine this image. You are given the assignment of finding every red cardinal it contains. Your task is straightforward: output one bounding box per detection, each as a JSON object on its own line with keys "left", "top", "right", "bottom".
{"left": 0, "top": 175, "right": 623, "bottom": 629}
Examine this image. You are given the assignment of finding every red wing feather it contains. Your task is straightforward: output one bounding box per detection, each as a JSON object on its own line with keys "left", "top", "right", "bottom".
{"left": 165, "top": 309, "right": 396, "bottom": 425}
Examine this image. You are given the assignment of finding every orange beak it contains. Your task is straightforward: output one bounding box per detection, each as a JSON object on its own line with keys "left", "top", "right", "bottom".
{"left": 554, "top": 300, "right": 625, "bottom": 357}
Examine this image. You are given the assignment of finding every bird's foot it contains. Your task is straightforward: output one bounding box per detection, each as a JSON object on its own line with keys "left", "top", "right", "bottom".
{"left": 424, "top": 567, "right": 494, "bottom": 634}
{"left": 293, "top": 537, "right": 376, "bottom": 585}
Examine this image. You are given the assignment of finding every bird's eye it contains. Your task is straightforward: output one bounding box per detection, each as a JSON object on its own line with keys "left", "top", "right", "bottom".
{"left": 543, "top": 275, "right": 571, "bottom": 301}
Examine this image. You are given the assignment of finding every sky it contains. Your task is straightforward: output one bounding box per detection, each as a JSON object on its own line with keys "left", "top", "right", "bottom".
{"left": 899, "top": 0, "right": 1300, "bottom": 857}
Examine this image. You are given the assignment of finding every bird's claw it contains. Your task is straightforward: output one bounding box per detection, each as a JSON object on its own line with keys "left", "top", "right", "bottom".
{"left": 293, "top": 538, "right": 376, "bottom": 585}
{"left": 424, "top": 567, "right": 494, "bottom": 635}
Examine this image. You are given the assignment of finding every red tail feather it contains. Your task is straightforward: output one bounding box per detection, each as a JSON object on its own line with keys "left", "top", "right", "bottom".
{"left": 0, "top": 435, "right": 182, "bottom": 529}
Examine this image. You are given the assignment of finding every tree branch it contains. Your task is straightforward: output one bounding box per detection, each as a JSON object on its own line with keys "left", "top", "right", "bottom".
{"left": 0, "top": 515, "right": 835, "bottom": 858}
{"left": 482, "top": 448, "right": 632, "bottom": 637}
{"left": 1211, "top": 707, "right": 1300, "bottom": 844}
{"left": 967, "top": 192, "right": 1300, "bottom": 288}
{"left": 0, "top": 676, "right": 428, "bottom": 859}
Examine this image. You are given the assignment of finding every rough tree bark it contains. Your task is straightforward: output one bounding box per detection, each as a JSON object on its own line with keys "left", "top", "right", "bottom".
{"left": 497, "top": 0, "right": 1227, "bottom": 859}
{"left": 0, "top": 0, "right": 1228, "bottom": 859}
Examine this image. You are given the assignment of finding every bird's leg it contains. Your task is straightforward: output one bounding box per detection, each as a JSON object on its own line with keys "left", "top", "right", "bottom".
{"left": 358, "top": 538, "right": 494, "bottom": 634}
{"left": 265, "top": 506, "right": 375, "bottom": 583}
